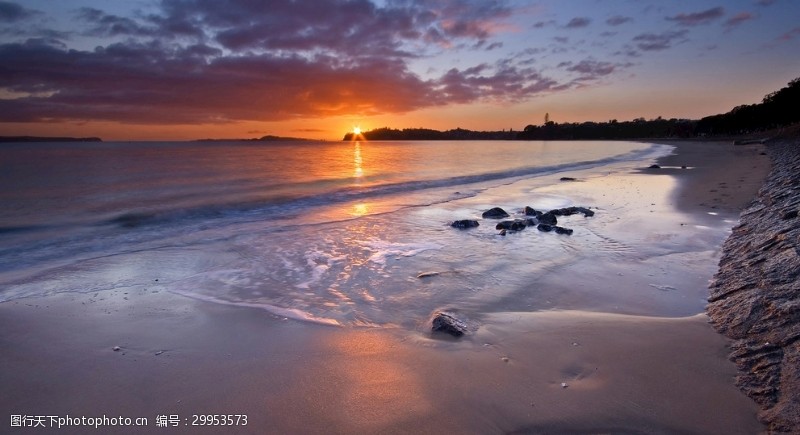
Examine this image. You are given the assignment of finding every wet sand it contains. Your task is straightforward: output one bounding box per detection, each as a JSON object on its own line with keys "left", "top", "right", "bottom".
{"left": 0, "top": 140, "right": 771, "bottom": 434}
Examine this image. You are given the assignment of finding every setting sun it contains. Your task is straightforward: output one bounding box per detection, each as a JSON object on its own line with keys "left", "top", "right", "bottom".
{"left": 352, "top": 126, "right": 362, "bottom": 135}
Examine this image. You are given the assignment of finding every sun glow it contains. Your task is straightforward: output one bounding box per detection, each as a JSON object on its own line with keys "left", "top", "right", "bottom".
{"left": 352, "top": 126, "right": 362, "bottom": 135}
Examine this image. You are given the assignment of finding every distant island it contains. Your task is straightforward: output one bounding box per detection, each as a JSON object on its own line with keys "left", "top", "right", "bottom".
{"left": 0, "top": 136, "right": 102, "bottom": 143}
{"left": 344, "top": 76, "right": 799, "bottom": 141}
{"left": 196, "top": 135, "right": 324, "bottom": 142}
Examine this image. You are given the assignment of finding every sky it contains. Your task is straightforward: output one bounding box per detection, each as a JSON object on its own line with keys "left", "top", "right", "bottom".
{"left": 0, "top": 0, "right": 798, "bottom": 141}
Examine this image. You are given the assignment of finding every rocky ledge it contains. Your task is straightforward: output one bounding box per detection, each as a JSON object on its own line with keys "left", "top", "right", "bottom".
{"left": 707, "top": 139, "right": 800, "bottom": 433}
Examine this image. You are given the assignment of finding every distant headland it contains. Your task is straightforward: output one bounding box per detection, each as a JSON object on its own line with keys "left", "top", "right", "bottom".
{"left": 0, "top": 136, "right": 103, "bottom": 143}
{"left": 344, "top": 76, "right": 799, "bottom": 141}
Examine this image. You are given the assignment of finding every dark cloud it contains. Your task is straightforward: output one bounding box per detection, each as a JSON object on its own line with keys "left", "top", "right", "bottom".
{"left": 756, "top": 0, "right": 775, "bottom": 6}
{"left": 561, "top": 59, "right": 617, "bottom": 78}
{"left": 485, "top": 41, "right": 503, "bottom": 50}
{"left": 613, "top": 47, "right": 642, "bottom": 58}
{"left": 435, "top": 61, "right": 559, "bottom": 104}
{"left": 565, "top": 17, "right": 591, "bottom": 28}
{"left": 632, "top": 30, "right": 688, "bottom": 51}
{"left": 606, "top": 16, "right": 632, "bottom": 26}
{"left": 724, "top": 12, "right": 755, "bottom": 29}
{"left": 0, "top": 1, "right": 38, "bottom": 22}
{"left": 0, "top": 38, "right": 440, "bottom": 123}
{"left": 533, "top": 20, "right": 555, "bottom": 28}
{"left": 77, "top": 8, "right": 154, "bottom": 37}
{"left": 665, "top": 7, "right": 725, "bottom": 26}
{"left": 0, "top": 0, "right": 633, "bottom": 126}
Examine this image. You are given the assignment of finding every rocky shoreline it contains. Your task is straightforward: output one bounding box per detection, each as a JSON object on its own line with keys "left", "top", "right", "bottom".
{"left": 707, "top": 139, "right": 800, "bottom": 433}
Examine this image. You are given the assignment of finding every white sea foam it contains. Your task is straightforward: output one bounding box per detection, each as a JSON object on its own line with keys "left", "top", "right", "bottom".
{"left": 170, "top": 289, "right": 341, "bottom": 326}
{"left": 360, "top": 239, "right": 443, "bottom": 266}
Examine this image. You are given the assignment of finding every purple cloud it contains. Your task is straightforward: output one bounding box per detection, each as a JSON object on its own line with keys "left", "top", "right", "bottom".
{"left": 665, "top": 7, "right": 725, "bottom": 26}
{"left": 77, "top": 8, "right": 154, "bottom": 37}
{"left": 0, "top": 1, "right": 38, "bottom": 22}
{"left": 724, "top": 12, "right": 756, "bottom": 29}
{"left": 756, "top": 0, "right": 775, "bottom": 6}
{"left": 606, "top": 16, "right": 632, "bottom": 26}
{"left": 562, "top": 59, "right": 617, "bottom": 77}
{"left": 565, "top": 17, "right": 591, "bottom": 28}
{"left": 0, "top": 0, "right": 635, "bottom": 126}
{"left": 633, "top": 30, "right": 688, "bottom": 51}
{"left": 777, "top": 26, "right": 800, "bottom": 41}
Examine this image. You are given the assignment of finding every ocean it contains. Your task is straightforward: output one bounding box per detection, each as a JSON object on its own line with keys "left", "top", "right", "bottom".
{"left": 1, "top": 139, "right": 727, "bottom": 329}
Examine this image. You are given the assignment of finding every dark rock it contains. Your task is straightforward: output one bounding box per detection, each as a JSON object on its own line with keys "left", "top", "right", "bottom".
{"left": 560, "top": 177, "right": 577, "bottom": 181}
{"left": 496, "top": 219, "right": 527, "bottom": 231}
{"left": 681, "top": 165, "right": 688, "bottom": 169}
{"left": 648, "top": 164, "right": 661, "bottom": 169}
{"left": 782, "top": 209, "right": 798, "bottom": 220}
{"left": 482, "top": 207, "right": 510, "bottom": 219}
{"left": 499, "top": 229, "right": 507, "bottom": 236}
{"left": 525, "top": 217, "right": 538, "bottom": 226}
{"left": 451, "top": 219, "right": 479, "bottom": 229}
{"left": 554, "top": 226, "right": 573, "bottom": 235}
{"left": 537, "top": 224, "right": 554, "bottom": 232}
{"left": 551, "top": 206, "right": 595, "bottom": 218}
{"left": 572, "top": 206, "right": 595, "bottom": 217}
{"left": 431, "top": 312, "right": 468, "bottom": 337}
{"left": 538, "top": 212, "right": 558, "bottom": 225}
{"left": 523, "top": 206, "right": 540, "bottom": 216}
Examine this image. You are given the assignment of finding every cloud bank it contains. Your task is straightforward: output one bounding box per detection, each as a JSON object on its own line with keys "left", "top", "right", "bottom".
{"left": 0, "top": 0, "right": 595, "bottom": 124}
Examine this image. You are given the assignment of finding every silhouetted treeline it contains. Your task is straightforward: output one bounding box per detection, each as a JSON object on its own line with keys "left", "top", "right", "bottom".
{"left": 696, "top": 77, "right": 800, "bottom": 135}
{"left": 342, "top": 77, "right": 798, "bottom": 141}
{"left": 516, "top": 118, "right": 696, "bottom": 140}
{"left": 343, "top": 127, "right": 516, "bottom": 141}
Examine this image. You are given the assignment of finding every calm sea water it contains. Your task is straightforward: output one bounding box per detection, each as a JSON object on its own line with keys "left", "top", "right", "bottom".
{"left": 1, "top": 140, "right": 685, "bottom": 327}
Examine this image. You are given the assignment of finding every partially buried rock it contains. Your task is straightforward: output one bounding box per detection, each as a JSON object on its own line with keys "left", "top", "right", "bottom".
{"left": 538, "top": 223, "right": 573, "bottom": 234}
{"left": 431, "top": 311, "right": 468, "bottom": 337}
{"left": 648, "top": 164, "right": 661, "bottom": 169}
{"left": 538, "top": 212, "right": 558, "bottom": 225}
{"left": 554, "top": 226, "right": 573, "bottom": 235}
{"left": 550, "top": 206, "right": 594, "bottom": 218}
{"left": 482, "top": 207, "right": 510, "bottom": 219}
{"left": 560, "top": 177, "right": 577, "bottom": 181}
{"left": 417, "top": 271, "right": 441, "bottom": 279}
{"left": 451, "top": 219, "right": 479, "bottom": 229}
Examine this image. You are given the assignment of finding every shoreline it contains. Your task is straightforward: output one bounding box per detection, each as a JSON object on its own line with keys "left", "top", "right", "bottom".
{"left": 0, "top": 140, "right": 773, "bottom": 433}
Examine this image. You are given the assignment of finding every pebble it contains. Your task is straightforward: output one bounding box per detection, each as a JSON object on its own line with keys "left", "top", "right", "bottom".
{"left": 501, "top": 357, "right": 509, "bottom": 363}
{"left": 155, "top": 351, "right": 164, "bottom": 356}
{"left": 561, "top": 382, "right": 568, "bottom": 389}
{"left": 113, "top": 346, "right": 121, "bottom": 351}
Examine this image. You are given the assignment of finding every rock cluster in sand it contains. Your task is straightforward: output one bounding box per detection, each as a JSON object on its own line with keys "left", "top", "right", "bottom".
{"left": 707, "top": 139, "right": 800, "bottom": 433}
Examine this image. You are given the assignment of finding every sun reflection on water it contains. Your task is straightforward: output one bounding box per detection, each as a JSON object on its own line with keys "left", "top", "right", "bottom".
{"left": 354, "top": 141, "right": 363, "bottom": 178}
{"left": 352, "top": 203, "right": 369, "bottom": 216}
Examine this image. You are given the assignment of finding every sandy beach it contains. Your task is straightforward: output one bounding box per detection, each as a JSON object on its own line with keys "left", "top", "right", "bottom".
{"left": 1, "top": 140, "right": 772, "bottom": 434}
